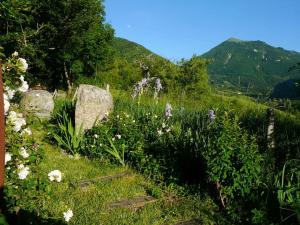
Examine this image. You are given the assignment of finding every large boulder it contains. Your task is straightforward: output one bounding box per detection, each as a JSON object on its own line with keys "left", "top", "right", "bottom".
{"left": 75, "top": 84, "right": 113, "bottom": 130}
{"left": 22, "top": 90, "right": 54, "bottom": 119}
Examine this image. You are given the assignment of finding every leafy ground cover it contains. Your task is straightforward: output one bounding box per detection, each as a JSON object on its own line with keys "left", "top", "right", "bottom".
{"left": 3, "top": 120, "right": 223, "bottom": 225}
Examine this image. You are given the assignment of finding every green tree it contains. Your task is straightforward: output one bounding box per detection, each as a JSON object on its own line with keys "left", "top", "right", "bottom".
{"left": 0, "top": 0, "right": 114, "bottom": 89}
{"left": 178, "top": 55, "right": 210, "bottom": 95}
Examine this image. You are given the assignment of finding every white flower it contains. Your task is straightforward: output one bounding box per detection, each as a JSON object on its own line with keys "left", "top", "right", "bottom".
{"left": 48, "top": 170, "right": 62, "bottom": 182}
{"left": 93, "top": 134, "right": 98, "bottom": 139}
{"left": 19, "top": 147, "right": 29, "bottom": 158}
{"left": 21, "top": 128, "right": 32, "bottom": 136}
{"left": 7, "top": 111, "right": 26, "bottom": 132}
{"left": 162, "top": 122, "right": 166, "bottom": 128}
{"left": 63, "top": 209, "right": 73, "bottom": 222}
{"left": 165, "top": 103, "right": 172, "bottom": 118}
{"left": 5, "top": 152, "right": 12, "bottom": 165}
{"left": 157, "top": 130, "right": 163, "bottom": 136}
{"left": 115, "top": 134, "right": 121, "bottom": 139}
{"left": 17, "top": 164, "right": 30, "bottom": 179}
{"left": 112, "top": 137, "right": 115, "bottom": 141}
{"left": 18, "top": 76, "right": 29, "bottom": 92}
{"left": 5, "top": 87, "right": 16, "bottom": 100}
{"left": 132, "top": 120, "right": 135, "bottom": 123}
{"left": 17, "top": 58, "right": 28, "bottom": 73}
{"left": 3, "top": 93, "right": 10, "bottom": 115}
{"left": 166, "top": 128, "right": 171, "bottom": 133}
{"left": 12, "top": 51, "right": 19, "bottom": 57}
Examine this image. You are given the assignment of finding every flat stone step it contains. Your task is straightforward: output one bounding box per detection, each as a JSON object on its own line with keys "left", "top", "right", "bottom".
{"left": 71, "top": 171, "right": 132, "bottom": 188}
{"left": 174, "top": 219, "right": 202, "bottom": 225}
{"left": 108, "top": 196, "right": 157, "bottom": 209}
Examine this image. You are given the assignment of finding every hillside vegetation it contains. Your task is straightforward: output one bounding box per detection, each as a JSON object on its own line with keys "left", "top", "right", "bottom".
{"left": 202, "top": 38, "right": 300, "bottom": 96}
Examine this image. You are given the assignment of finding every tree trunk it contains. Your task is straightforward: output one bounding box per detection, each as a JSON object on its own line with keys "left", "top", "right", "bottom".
{"left": 63, "top": 62, "right": 72, "bottom": 94}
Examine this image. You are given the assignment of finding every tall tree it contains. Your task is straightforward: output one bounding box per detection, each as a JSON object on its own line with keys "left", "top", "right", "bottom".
{"left": 179, "top": 56, "right": 210, "bottom": 95}
{"left": 0, "top": 0, "right": 114, "bottom": 89}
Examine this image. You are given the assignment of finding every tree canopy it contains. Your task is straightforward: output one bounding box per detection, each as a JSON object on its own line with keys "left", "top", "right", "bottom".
{"left": 0, "top": 0, "right": 114, "bottom": 89}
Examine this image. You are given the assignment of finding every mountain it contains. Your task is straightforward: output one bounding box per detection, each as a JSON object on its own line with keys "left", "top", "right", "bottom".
{"left": 202, "top": 38, "right": 300, "bottom": 96}
{"left": 112, "top": 37, "right": 162, "bottom": 62}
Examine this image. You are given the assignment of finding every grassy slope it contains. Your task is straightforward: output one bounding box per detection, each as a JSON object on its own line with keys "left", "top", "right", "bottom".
{"left": 30, "top": 122, "right": 221, "bottom": 225}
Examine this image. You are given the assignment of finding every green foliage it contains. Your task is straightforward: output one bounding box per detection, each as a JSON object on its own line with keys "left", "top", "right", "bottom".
{"left": 52, "top": 111, "right": 84, "bottom": 155}
{"left": 203, "top": 113, "right": 262, "bottom": 203}
{"left": 104, "top": 137, "right": 126, "bottom": 166}
{"left": 0, "top": 0, "right": 114, "bottom": 88}
{"left": 178, "top": 55, "right": 210, "bottom": 95}
{"left": 50, "top": 100, "right": 84, "bottom": 155}
{"left": 202, "top": 38, "right": 300, "bottom": 96}
{"left": 275, "top": 159, "right": 300, "bottom": 222}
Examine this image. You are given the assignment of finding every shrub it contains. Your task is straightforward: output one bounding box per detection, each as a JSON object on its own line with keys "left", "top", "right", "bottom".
{"left": 203, "top": 113, "right": 263, "bottom": 206}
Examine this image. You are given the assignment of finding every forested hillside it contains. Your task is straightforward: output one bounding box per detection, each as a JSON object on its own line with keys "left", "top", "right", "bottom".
{"left": 202, "top": 38, "right": 300, "bottom": 96}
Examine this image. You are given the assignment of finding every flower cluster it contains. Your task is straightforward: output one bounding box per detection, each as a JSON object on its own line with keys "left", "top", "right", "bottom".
{"left": 7, "top": 111, "right": 26, "bottom": 132}
{"left": 3, "top": 51, "right": 73, "bottom": 222}
{"left": 131, "top": 78, "right": 151, "bottom": 99}
{"left": 2, "top": 52, "right": 29, "bottom": 114}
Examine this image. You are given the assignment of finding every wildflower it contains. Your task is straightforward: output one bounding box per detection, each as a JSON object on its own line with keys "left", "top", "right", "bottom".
{"left": 19, "top": 147, "right": 29, "bottom": 158}
{"left": 18, "top": 75, "right": 29, "bottom": 92}
{"left": 63, "top": 209, "right": 73, "bottom": 222}
{"left": 48, "top": 170, "right": 62, "bottom": 182}
{"left": 162, "top": 122, "right": 166, "bottom": 128}
{"left": 131, "top": 78, "right": 150, "bottom": 99}
{"left": 166, "top": 127, "right": 171, "bottom": 133}
{"left": 5, "top": 152, "right": 12, "bottom": 165}
{"left": 3, "top": 93, "right": 10, "bottom": 115}
{"left": 208, "top": 110, "right": 216, "bottom": 121}
{"left": 93, "top": 134, "right": 99, "bottom": 139}
{"left": 112, "top": 137, "right": 115, "bottom": 141}
{"left": 165, "top": 103, "right": 172, "bottom": 119}
{"left": 17, "top": 58, "right": 28, "bottom": 73}
{"left": 115, "top": 134, "right": 121, "bottom": 139}
{"left": 132, "top": 120, "right": 135, "bottom": 123}
{"left": 21, "top": 127, "right": 32, "bottom": 136}
{"left": 17, "top": 164, "right": 30, "bottom": 180}
{"left": 154, "top": 78, "right": 163, "bottom": 98}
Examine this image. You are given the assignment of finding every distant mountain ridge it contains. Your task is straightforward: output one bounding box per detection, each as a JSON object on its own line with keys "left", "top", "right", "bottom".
{"left": 112, "top": 37, "right": 300, "bottom": 97}
{"left": 201, "top": 38, "right": 300, "bottom": 96}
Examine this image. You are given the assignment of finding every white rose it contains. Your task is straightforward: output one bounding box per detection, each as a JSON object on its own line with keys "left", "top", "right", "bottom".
{"left": 17, "top": 58, "right": 28, "bottom": 73}
{"left": 5, "top": 152, "right": 12, "bottom": 165}
{"left": 17, "top": 164, "right": 30, "bottom": 179}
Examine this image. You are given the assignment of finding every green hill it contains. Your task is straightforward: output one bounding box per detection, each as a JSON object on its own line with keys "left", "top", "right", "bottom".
{"left": 112, "top": 37, "right": 162, "bottom": 62}
{"left": 202, "top": 38, "right": 300, "bottom": 96}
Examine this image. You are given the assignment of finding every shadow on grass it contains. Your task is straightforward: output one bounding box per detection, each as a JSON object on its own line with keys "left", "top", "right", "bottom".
{"left": 3, "top": 210, "right": 65, "bottom": 225}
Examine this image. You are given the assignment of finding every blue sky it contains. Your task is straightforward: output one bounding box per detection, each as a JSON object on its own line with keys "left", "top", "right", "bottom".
{"left": 105, "top": 0, "right": 300, "bottom": 60}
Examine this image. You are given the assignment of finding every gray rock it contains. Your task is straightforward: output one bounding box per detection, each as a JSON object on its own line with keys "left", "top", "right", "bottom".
{"left": 75, "top": 84, "right": 113, "bottom": 130}
{"left": 22, "top": 90, "right": 54, "bottom": 119}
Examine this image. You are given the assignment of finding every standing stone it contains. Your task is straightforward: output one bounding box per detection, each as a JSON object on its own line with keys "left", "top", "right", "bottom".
{"left": 75, "top": 84, "right": 113, "bottom": 130}
{"left": 22, "top": 90, "right": 54, "bottom": 119}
